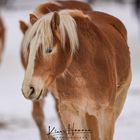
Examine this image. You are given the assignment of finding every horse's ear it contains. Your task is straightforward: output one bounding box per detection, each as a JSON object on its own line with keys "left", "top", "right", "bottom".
{"left": 29, "top": 14, "right": 38, "bottom": 25}
{"left": 51, "top": 12, "right": 60, "bottom": 37}
{"left": 19, "top": 20, "right": 28, "bottom": 34}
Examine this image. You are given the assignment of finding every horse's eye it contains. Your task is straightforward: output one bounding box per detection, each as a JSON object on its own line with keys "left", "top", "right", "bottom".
{"left": 46, "top": 48, "right": 52, "bottom": 53}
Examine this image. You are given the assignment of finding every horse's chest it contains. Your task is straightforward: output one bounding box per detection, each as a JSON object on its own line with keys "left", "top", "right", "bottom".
{"left": 56, "top": 75, "right": 88, "bottom": 100}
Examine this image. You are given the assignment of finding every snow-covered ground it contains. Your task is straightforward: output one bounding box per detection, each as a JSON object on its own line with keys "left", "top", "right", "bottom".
{"left": 0, "top": 1, "right": 140, "bottom": 140}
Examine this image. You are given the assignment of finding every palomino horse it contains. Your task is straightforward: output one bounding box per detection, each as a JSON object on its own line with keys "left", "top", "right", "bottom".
{"left": 0, "top": 17, "right": 5, "bottom": 63}
{"left": 19, "top": 1, "right": 92, "bottom": 140}
{"left": 21, "top": 9, "right": 131, "bottom": 140}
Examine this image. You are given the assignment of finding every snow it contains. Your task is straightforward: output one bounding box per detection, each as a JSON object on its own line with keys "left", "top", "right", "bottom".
{"left": 0, "top": 1, "right": 140, "bottom": 140}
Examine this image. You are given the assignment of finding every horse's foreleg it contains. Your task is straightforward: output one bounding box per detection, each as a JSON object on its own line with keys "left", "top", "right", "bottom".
{"left": 32, "top": 99, "right": 54, "bottom": 140}
{"left": 58, "top": 103, "right": 91, "bottom": 140}
{"left": 86, "top": 113, "right": 100, "bottom": 140}
{"left": 97, "top": 108, "right": 115, "bottom": 140}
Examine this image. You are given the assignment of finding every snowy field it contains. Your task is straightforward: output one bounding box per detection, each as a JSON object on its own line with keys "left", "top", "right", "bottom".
{"left": 0, "top": 1, "right": 140, "bottom": 140}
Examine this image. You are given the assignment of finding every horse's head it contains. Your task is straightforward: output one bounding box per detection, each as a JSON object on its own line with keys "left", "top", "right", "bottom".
{"left": 21, "top": 10, "right": 79, "bottom": 100}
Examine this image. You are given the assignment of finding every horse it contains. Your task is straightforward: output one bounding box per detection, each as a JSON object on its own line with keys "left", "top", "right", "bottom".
{"left": 21, "top": 7, "right": 131, "bottom": 140}
{"left": 19, "top": 1, "right": 93, "bottom": 140}
{"left": 0, "top": 17, "right": 5, "bottom": 63}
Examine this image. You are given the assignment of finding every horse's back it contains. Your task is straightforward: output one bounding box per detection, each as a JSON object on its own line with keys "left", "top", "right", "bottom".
{"left": 85, "top": 11, "right": 127, "bottom": 41}
{"left": 58, "top": 0, "right": 92, "bottom": 11}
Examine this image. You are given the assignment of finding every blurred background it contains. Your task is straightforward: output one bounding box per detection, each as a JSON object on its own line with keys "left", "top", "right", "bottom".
{"left": 0, "top": 0, "right": 140, "bottom": 140}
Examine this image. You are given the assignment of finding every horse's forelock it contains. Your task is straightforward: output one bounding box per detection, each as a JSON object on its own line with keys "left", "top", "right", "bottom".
{"left": 22, "top": 10, "right": 82, "bottom": 63}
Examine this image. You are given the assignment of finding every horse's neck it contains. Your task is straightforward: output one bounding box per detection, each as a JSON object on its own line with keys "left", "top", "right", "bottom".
{"left": 65, "top": 21, "right": 116, "bottom": 88}
{"left": 66, "top": 20, "right": 98, "bottom": 75}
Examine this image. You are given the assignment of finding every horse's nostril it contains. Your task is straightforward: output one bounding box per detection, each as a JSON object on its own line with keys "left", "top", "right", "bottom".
{"left": 29, "top": 86, "right": 35, "bottom": 98}
{"left": 22, "top": 86, "right": 36, "bottom": 99}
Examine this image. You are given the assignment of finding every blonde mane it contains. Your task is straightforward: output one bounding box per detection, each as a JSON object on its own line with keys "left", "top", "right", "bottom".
{"left": 22, "top": 10, "right": 81, "bottom": 61}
